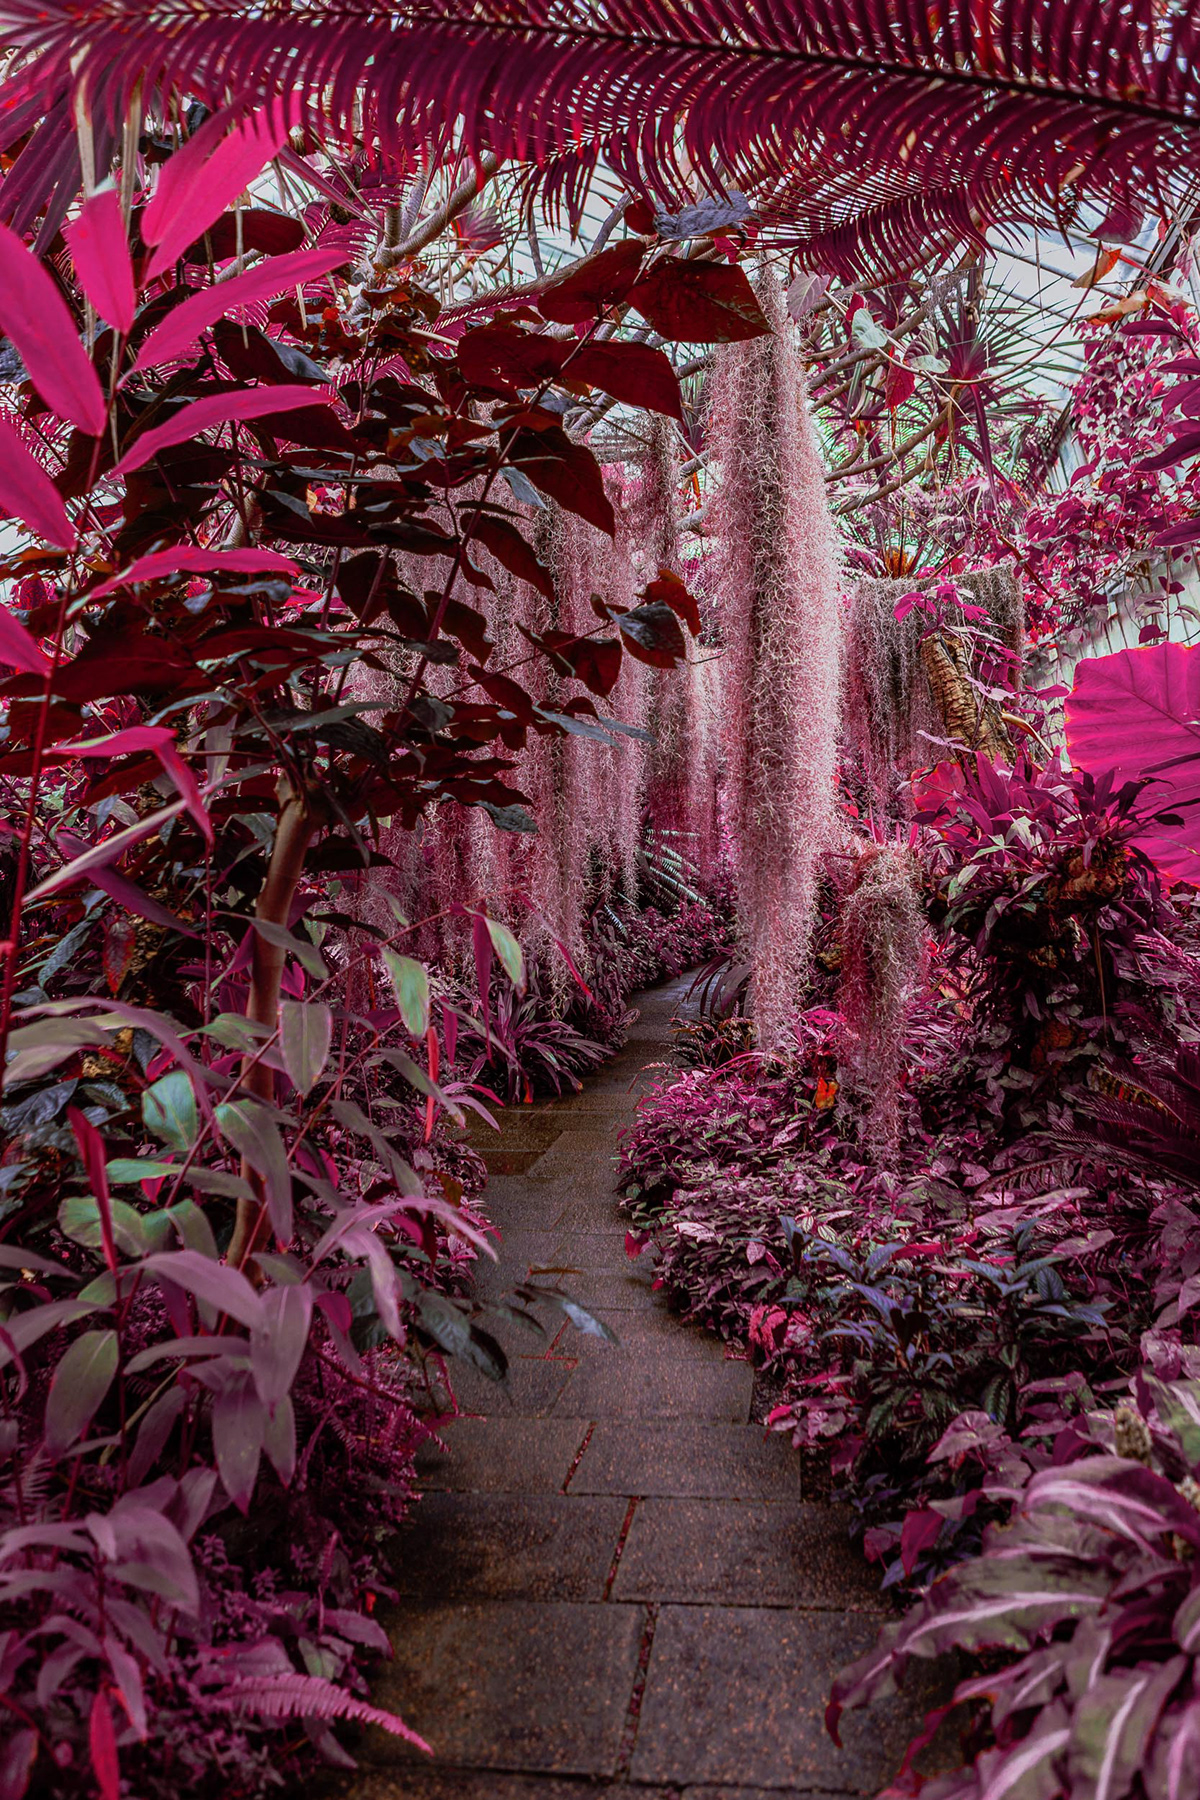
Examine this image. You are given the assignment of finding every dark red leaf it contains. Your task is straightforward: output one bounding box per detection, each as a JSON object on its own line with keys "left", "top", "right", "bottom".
{"left": 617, "top": 600, "right": 688, "bottom": 667}
{"left": 568, "top": 340, "right": 683, "bottom": 419}
{"left": 212, "top": 320, "right": 327, "bottom": 386}
{"left": 54, "top": 635, "right": 199, "bottom": 704}
{"left": 627, "top": 260, "right": 771, "bottom": 343}
{"left": 251, "top": 401, "right": 361, "bottom": 455}
{"left": 469, "top": 665, "right": 536, "bottom": 722}
{"left": 458, "top": 323, "right": 564, "bottom": 392}
{"left": 102, "top": 913, "right": 139, "bottom": 995}
{"left": 537, "top": 628, "right": 622, "bottom": 696}
{"left": 641, "top": 569, "right": 701, "bottom": 634}
{"left": 536, "top": 240, "right": 645, "bottom": 325}
{"left": 507, "top": 426, "right": 614, "bottom": 535}
{"left": 471, "top": 514, "right": 554, "bottom": 598}
{"left": 900, "top": 1507, "right": 944, "bottom": 1577}
{"left": 184, "top": 208, "right": 306, "bottom": 263}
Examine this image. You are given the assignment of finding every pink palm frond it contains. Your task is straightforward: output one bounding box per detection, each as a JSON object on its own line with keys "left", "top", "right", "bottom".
{"left": 2, "top": 1, "right": 1199, "bottom": 277}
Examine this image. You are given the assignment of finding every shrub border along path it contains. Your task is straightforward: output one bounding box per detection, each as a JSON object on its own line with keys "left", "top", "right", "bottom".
{"left": 345, "top": 977, "right": 939, "bottom": 1799}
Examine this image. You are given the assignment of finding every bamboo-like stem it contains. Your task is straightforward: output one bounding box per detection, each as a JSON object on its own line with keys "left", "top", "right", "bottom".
{"left": 226, "top": 784, "right": 318, "bottom": 1270}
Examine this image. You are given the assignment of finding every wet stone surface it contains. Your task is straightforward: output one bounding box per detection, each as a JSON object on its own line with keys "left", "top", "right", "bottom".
{"left": 345, "top": 976, "right": 941, "bottom": 1798}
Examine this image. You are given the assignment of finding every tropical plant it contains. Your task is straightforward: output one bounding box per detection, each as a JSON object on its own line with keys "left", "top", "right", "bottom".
{"left": 0, "top": 99, "right": 744, "bottom": 1795}
{"left": 829, "top": 1335, "right": 1200, "bottom": 1800}
{"left": 916, "top": 752, "right": 1170, "bottom": 1113}
{"left": 9, "top": 2, "right": 1200, "bottom": 278}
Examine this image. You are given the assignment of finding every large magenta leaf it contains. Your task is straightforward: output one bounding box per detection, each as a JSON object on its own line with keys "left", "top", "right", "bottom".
{"left": 133, "top": 245, "right": 346, "bottom": 370}
{"left": 64, "top": 187, "right": 135, "bottom": 336}
{"left": 0, "top": 223, "right": 106, "bottom": 434}
{"left": 1065, "top": 643, "right": 1200, "bottom": 884}
{"left": 141, "top": 103, "right": 292, "bottom": 280}
{"left": 112, "top": 385, "right": 331, "bottom": 477}
{"left": 0, "top": 415, "right": 77, "bottom": 549}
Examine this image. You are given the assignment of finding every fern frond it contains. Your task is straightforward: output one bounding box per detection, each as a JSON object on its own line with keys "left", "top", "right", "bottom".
{"left": 208, "top": 1673, "right": 430, "bottom": 1751}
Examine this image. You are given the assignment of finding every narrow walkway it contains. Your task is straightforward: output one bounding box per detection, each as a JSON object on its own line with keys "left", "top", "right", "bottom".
{"left": 350, "top": 977, "right": 932, "bottom": 1800}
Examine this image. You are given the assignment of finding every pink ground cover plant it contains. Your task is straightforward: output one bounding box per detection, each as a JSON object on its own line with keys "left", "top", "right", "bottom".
{"left": 618, "top": 681, "right": 1200, "bottom": 1795}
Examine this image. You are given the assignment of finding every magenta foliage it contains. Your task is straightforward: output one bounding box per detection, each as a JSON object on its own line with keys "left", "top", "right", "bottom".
{"left": 1066, "top": 641, "right": 1200, "bottom": 885}
{"left": 830, "top": 1318, "right": 1200, "bottom": 1800}
{"left": 708, "top": 268, "right": 843, "bottom": 1051}
{"left": 13, "top": 4, "right": 1200, "bottom": 277}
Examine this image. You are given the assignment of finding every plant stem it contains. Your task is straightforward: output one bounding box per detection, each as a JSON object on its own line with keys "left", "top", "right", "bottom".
{"left": 226, "top": 783, "right": 318, "bottom": 1270}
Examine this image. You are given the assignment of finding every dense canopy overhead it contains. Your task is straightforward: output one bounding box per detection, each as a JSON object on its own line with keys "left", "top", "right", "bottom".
{"left": 5, "top": 0, "right": 1200, "bottom": 276}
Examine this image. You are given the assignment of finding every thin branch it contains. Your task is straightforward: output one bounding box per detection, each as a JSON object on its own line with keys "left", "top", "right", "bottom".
{"left": 378, "top": 153, "right": 503, "bottom": 267}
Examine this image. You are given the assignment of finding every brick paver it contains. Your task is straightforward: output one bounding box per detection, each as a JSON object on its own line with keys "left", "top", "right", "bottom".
{"left": 348, "top": 976, "right": 937, "bottom": 1800}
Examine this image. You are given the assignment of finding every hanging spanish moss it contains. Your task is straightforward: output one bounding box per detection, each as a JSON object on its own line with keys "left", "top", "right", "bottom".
{"left": 631, "top": 417, "right": 690, "bottom": 838}
{"left": 707, "top": 267, "right": 843, "bottom": 1053}
{"left": 844, "top": 567, "right": 1025, "bottom": 818}
{"left": 837, "top": 841, "right": 927, "bottom": 1149}
{"left": 341, "top": 475, "right": 662, "bottom": 1007}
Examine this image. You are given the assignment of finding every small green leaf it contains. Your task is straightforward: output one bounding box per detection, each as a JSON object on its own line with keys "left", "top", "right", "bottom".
{"left": 418, "top": 1290, "right": 508, "bottom": 1380}
{"left": 850, "top": 307, "right": 888, "bottom": 353}
{"left": 249, "top": 917, "right": 328, "bottom": 980}
{"left": 44, "top": 1329, "right": 119, "bottom": 1456}
{"left": 216, "top": 1099, "right": 293, "bottom": 1243}
{"left": 382, "top": 950, "right": 430, "bottom": 1036}
{"left": 485, "top": 918, "right": 525, "bottom": 992}
{"left": 279, "top": 1000, "right": 332, "bottom": 1096}
{"left": 558, "top": 1297, "right": 619, "bottom": 1344}
{"left": 202, "top": 1013, "right": 272, "bottom": 1049}
{"left": 59, "top": 1194, "right": 171, "bottom": 1257}
{"left": 106, "top": 1158, "right": 180, "bottom": 1184}
{"left": 142, "top": 1070, "right": 198, "bottom": 1155}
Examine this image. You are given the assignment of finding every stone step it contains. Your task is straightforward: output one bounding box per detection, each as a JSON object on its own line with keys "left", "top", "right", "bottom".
{"left": 565, "top": 1421, "right": 806, "bottom": 1501}
{"left": 550, "top": 1353, "right": 754, "bottom": 1422}
{"left": 363, "top": 1600, "right": 646, "bottom": 1776}
{"left": 390, "top": 1492, "right": 628, "bottom": 1602}
{"left": 609, "top": 1498, "right": 884, "bottom": 1610}
{"left": 416, "top": 1416, "right": 590, "bottom": 1495}
{"left": 629, "top": 1605, "right": 940, "bottom": 1792}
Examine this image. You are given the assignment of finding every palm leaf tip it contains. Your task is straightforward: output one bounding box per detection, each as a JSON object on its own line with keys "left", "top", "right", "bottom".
{"left": 4, "top": 0, "right": 1200, "bottom": 277}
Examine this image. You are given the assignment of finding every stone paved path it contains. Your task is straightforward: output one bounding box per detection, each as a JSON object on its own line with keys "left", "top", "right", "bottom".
{"left": 349, "top": 976, "right": 935, "bottom": 1800}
